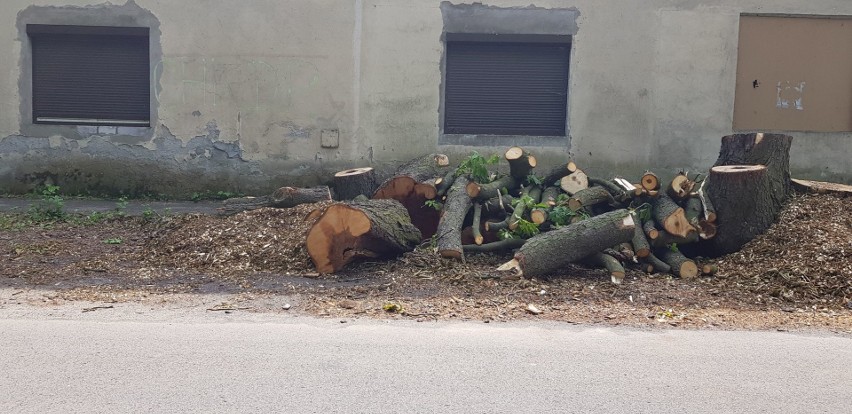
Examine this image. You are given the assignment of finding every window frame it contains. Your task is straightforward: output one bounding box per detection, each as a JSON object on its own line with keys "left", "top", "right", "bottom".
{"left": 440, "top": 33, "right": 572, "bottom": 145}
{"left": 27, "top": 24, "right": 152, "bottom": 127}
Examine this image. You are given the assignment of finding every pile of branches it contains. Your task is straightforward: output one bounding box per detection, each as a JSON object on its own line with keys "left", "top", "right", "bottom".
{"left": 431, "top": 146, "right": 716, "bottom": 283}
{"left": 221, "top": 133, "right": 793, "bottom": 283}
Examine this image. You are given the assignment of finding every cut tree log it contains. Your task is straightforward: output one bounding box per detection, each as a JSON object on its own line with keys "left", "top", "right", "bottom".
{"left": 641, "top": 171, "right": 660, "bottom": 191}
{"left": 587, "top": 252, "right": 626, "bottom": 284}
{"left": 218, "top": 186, "right": 333, "bottom": 215}
{"left": 642, "top": 252, "right": 671, "bottom": 274}
{"left": 568, "top": 186, "right": 613, "bottom": 212}
{"left": 666, "top": 172, "right": 695, "bottom": 201}
{"left": 702, "top": 165, "right": 780, "bottom": 256}
{"left": 650, "top": 230, "right": 699, "bottom": 248}
{"left": 435, "top": 170, "right": 456, "bottom": 197}
{"left": 436, "top": 176, "right": 472, "bottom": 260}
{"left": 657, "top": 247, "right": 699, "bottom": 279}
{"left": 305, "top": 199, "right": 421, "bottom": 273}
{"left": 497, "top": 209, "right": 635, "bottom": 278}
{"left": 588, "top": 177, "right": 629, "bottom": 203}
{"left": 463, "top": 238, "right": 526, "bottom": 253}
{"left": 651, "top": 193, "right": 694, "bottom": 238}
{"left": 467, "top": 175, "right": 520, "bottom": 200}
{"left": 560, "top": 170, "right": 589, "bottom": 195}
{"left": 333, "top": 167, "right": 377, "bottom": 200}
{"left": 642, "top": 219, "right": 660, "bottom": 241}
{"left": 631, "top": 214, "right": 651, "bottom": 258}
{"left": 541, "top": 186, "right": 562, "bottom": 207}
{"left": 791, "top": 178, "right": 852, "bottom": 196}
{"left": 505, "top": 146, "right": 537, "bottom": 178}
{"left": 373, "top": 154, "right": 451, "bottom": 239}
{"left": 472, "top": 203, "right": 484, "bottom": 245}
{"left": 543, "top": 161, "right": 579, "bottom": 186}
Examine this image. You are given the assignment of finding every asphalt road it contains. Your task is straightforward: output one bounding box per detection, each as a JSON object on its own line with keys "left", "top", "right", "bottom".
{"left": 1, "top": 311, "right": 850, "bottom": 414}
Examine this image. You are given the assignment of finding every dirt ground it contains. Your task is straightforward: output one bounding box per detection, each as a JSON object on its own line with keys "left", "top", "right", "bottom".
{"left": 1, "top": 193, "right": 850, "bottom": 333}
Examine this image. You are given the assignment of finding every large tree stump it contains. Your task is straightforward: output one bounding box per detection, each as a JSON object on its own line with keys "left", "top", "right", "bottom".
{"left": 218, "top": 186, "right": 333, "bottom": 216}
{"left": 372, "top": 154, "right": 451, "bottom": 239}
{"left": 333, "top": 167, "right": 377, "bottom": 200}
{"left": 436, "top": 176, "right": 472, "bottom": 260}
{"left": 713, "top": 132, "right": 793, "bottom": 210}
{"left": 497, "top": 209, "right": 635, "bottom": 278}
{"left": 702, "top": 165, "right": 779, "bottom": 256}
{"left": 306, "top": 199, "right": 421, "bottom": 273}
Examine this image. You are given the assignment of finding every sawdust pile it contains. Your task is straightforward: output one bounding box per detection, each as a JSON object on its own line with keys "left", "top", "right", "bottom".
{"left": 714, "top": 193, "right": 852, "bottom": 307}
{"left": 145, "top": 202, "right": 334, "bottom": 274}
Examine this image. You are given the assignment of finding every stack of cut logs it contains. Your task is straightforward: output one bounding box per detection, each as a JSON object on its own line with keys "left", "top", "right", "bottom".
{"left": 219, "top": 133, "right": 792, "bottom": 283}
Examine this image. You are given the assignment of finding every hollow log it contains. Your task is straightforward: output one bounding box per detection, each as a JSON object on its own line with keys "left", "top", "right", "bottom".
{"left": 218, "top": 186, "right": 333, "bottom": 216}
{"left": 436, "top": 176, "right": 472, "bottom": 260}
{"left": 651, "top": 193, "right": 694, "bottom": 239}
{"left": 657, "top": 247, "right": 699, "bottom": 279}
{"left": 505, "top": 146, "right": 537, "bottom": 178}
{"left": 306, "top": 199, "right": 421, "bottom": 273}
{"left": 702, "top": 165, "right": 779, "bottom": 256}
{"left": 568, "top": 186, "right": 613, "bottom": 212}
{"left": 333, "top": 167, "right": 377, "bottom": 200}
{"left": 497, "top": 209, "right": 635, "bottom": 278}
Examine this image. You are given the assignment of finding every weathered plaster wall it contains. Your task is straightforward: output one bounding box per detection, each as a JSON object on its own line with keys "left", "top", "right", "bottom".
{"left": 1, "top": 0, "right": 851, "bottom": 197}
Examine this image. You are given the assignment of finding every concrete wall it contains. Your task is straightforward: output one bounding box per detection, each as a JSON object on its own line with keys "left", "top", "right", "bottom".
{"left": 1, "top": 0, "right": 851, "bottom": 197}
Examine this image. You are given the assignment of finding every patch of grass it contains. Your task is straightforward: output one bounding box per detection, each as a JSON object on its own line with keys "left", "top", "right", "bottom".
{"left": 26, "top": 185, "right": 67, "bottom": 222}
{"left": 103, "top": 238, "right": 123, "bottom": 245}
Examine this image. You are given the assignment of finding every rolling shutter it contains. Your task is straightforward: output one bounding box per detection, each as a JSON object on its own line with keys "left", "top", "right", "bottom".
{"left": 444, "top": 39, "right": 570, "bottom": 136}
{"left": 28, "top": 25, "right": 150, "bottom": 126}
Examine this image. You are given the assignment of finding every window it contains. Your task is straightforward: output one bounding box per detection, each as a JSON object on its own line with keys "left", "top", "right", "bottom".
{"left": 443, "top": 34, "right": 571, "bottom": 136}
{"left": 733, "top": 16, "right": 852, "bottom": 132}
{"left": 28, "top": 24, "right": 150, "bottom": 126}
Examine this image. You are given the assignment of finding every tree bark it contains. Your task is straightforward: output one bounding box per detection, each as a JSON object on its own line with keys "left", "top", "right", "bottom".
{"left": 306, "top": 199, "right": 421, "bottom": 273}
{"left": 631, "top": 213, "right": 651, "bottom": 258}
{"left": 702, "top": 165, "right": 779, "bottom": 256}
{"left": 587, "top": 252, "right": 626, "bottom": 284}
{"left": 505, "top": 146, "right": 537, "bottom": 178}
{"left": 657, "top": 247, "right": 699, "bottom": 279}
{"left": 541, "top": 186, "right": 563, "bottom": 206}
{"left": 372, "top": 155, "right": 451, "bottom": 239}
{"left": 464, "top": 238, "right": 526, "bottom": 253}
{"left": 568, "top": 186, "right": 613, "bottom": 212}
{"left": 333, "top": 167, "right": 377, "bottom": 200}
{"left": 467, "top": 175, "right": 520, "bottom": 200}
{"left": 651, "top": 193, "right": 694, "bottom": 238}
{"left": 218, "top": 186, "right": 333, "bottom": 216}
{"left": 437, "top": 176, "right": 472, "bottom": 260}
{"left": 713, "top": 132, "right": 792, "bottom": 210}
{"left": 543, "top": 161, "right": 579, "bottom": 187}
{"left": 497, "top": 209, "right": 636, "bottom": 278}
